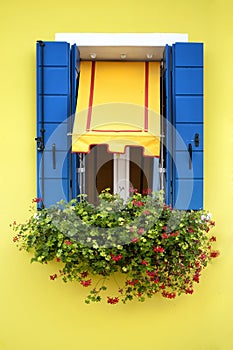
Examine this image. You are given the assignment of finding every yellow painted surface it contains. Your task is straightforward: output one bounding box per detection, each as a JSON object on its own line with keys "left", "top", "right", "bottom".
{"left": 0, "top": 0, "right": 233, "bottom": 349}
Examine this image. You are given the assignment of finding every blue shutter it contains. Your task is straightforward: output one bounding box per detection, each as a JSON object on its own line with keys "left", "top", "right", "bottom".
{"left": 164, "top": 45, "right": 172, "bottom": 205}
{"left": 36, "top": 41, "right": 71, "bottom": 207}
{"left": 70, "top": 44, "right": 80, "bottom": 198}
{"left": 172, "top": 42, "right": 204, "bottom": 210}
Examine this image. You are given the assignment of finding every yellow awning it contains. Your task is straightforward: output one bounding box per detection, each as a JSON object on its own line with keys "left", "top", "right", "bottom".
{"left": 72, "top": 61, "right": 160, "bottom": 157}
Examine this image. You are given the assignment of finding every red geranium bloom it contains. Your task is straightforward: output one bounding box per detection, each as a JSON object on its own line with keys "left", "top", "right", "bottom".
{"left": 154, "top": 246, "right": 164, "bottom": 253}
{"left": 50, "top": 274, "right": 57, "bottom": 280}
{"left": 107, "top": 297, "right": 119, "bottom": 304}
{"left": 210, "top": 236, "right": 217, "bottom": 242}
{"left": 131, "top": 237, "right": 139, "bottom": 243}
{"left": 81, "top": 271, "right": 88, "bottom": 278}
{"left": 32, "top": 198, "right": 42, "bottom": 203}
{"left": 126, "top": 279, "right": 138, "bottom": 286}
{"left": 141, "top": 260, "right": 148, "bottom": 266}
{"left": 210, "top": 250, "right": 220, "bottom": 258}
{"left": 142, "top": 188, "right": 152, "bottom": 195}
{"left": 162, "top": 233, "right": 169, "bottom": 239}
{"left": 111, "top": 254, "right": 123, "bottom": 261}
{"left": 64, "top": 240, "right": 72, "bottom": 245}
{"left": 80, "top": 279, "right": 92, "bottom": 287}
{"left": 137, "top": 228, "right": 145, "bottom": 235}
{"left": 132, "top": 200, "right": 144, "bottom": 207}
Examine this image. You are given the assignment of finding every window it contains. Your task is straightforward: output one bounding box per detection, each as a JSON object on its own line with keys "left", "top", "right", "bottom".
{"left": 36, "top": 38, "right": 203, "bottom": 210}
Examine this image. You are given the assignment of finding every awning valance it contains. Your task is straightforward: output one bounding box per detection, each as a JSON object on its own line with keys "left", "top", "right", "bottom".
{"left": 72, "top": 61, "right": 160, "bottom": 157}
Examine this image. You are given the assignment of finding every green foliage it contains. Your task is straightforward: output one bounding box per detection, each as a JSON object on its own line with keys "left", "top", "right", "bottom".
{"left": 12, "top": 190, "right": 219, "bottom": 304}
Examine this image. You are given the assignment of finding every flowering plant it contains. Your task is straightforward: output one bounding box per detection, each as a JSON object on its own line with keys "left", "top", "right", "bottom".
{"left": 12, "top": 190, "right": 219, "bottom": 304}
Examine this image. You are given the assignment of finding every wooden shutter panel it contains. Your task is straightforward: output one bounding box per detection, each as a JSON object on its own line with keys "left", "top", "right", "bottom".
{"left": 172, "top": 42, "right": 204, "bottom": 210}
{"left": 36, "top": 41, "right": 71, "bottom": 207}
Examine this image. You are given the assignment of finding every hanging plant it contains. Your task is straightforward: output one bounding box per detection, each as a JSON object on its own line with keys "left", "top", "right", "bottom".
{"left": 12, "top": 189, "right": 219, "bottom": 304}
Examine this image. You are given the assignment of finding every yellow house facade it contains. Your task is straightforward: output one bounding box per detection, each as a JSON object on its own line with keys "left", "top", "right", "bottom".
{"left": 0, "top": 0, "right": 232, "bottom": 349}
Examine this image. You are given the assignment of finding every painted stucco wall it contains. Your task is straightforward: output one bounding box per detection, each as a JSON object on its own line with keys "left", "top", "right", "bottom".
{"left": 0, "top": 0, "right": 232, "bottom": 349}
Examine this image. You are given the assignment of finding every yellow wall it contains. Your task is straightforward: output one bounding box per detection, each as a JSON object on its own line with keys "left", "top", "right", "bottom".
{"left": 0, "top": 0, "right": 232, "bottom": 349}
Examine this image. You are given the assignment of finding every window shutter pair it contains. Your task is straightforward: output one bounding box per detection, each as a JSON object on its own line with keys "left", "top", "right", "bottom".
{"left": 36, "top": 41, "right": 203, "bottom": 210}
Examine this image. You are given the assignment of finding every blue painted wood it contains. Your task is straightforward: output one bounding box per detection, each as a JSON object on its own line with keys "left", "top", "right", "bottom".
{"left": 171, "top": 42, "right": 204, "bottom": 210}
{"left": 174, "top": 68, "right": 203, "bottom": 95}
{"left": 173, "top": 42, "right": 203, "bottom": 67}
{"left": 36, "top": 41, "right": 71, "bottom": 207}
{"left": 175, "top": 124, "right": 203, "bottom": 151}
{"left": 174, "top": 179, "right": 203, "bottom": 210}
{"left": 71, "top": 44, "right": 80, "bottom": 198}
{"left": 37, "top": 67, "right": 70, "bottom": 95}
{"left": 37, "top": 95, "right": 69, "bottom": 123}
{"left": 37, "top": 42, "right": 70, "bottom": 66}
{"left": 175, "top": 152, "right": 203, "bottom": 178}
{"left": 164, "top": 45, "right": 172, "bottom": 205}
{"left": 175, "top": 96, "right": 203, "bottom": 123}
{"left": 38, "top": 179, "right": 70, "bottom": 207}
{"left": 42, "top": 122, "right": 69, "bottom": 150}
{"left": 40, "top": 151, "right": 69, "bottom": 178}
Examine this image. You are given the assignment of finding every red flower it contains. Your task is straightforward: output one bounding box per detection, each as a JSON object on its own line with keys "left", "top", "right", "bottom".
{"left": 64, "top": 240, "right": 72, "bottom": 245}
{"left": 154, "top": 246, "right": 164, "bottom": 253}
{"left": 210, "top": 250, "right": 220, "bottom": 258}
{"left": 56, "top": 257, "right": 61, "bottom": 262}
{"left": 162, "top": 233, "right": 169, "bottom": 239}
{"left": 131, "top": 237, "right": 139, "bottom": 243}
{"left": 141, "top": 260, "right": 148, "bottom": 266}
{"left": 126, "top": 279, "right": 138, "bottom": 286}
{"left": 200, "top": 253, "right": 207, "bottom": 260}
{"left": 146, "top": 270, "right": 156, "bottom": 277}
{"left": 170, "top": 231, "right": 179, "bottom": 237}
{"left": 137, "top": 228, "right": 145, "bottom": 235}
{"left": 210, "top": 236, "right": 217, "bottom": 242}
{"left": 129, "top": 187, "right": 138, "bottom": 193}
{"left": 32, "top": 198, "right": 42, "bottom": 203}
{"left": 185, "top": 288, "right": 194, "bottom": 294}
{"left": 143, "top": 210, "right": 150, "bottom": 215}
{"left": 153, "top": 278, "right": 160, "bottom": 284}
{"left": 81, "top": 271, "right": 88, "bottom": 278}
{"left": 107, "top": 297, "right": 119, "bottom": 304}
{"left": 142, "top": 188, "right": 152, "bottom": 195}
{"left": 160, "top": 283, "right": 166, "bottom": 290}
{"left": 132, "top": 200, "right": 144, "bottom": 207}
{"left": 193, "top": 274, "right": 200, "bottom": 283}
{"left": 111, "top": 254, "right": 123, "bottom": 261}
{"left": 163, "top": 204, "right": 172, "bottom": 210}
{"left": 162, "top": 291, "right": 176, "bottom": 299}
{"left": 50, "top": 274, "right": 57, "bottom": 280}
{"left": 210, "top": 220, "right": 215, "bottom": 226}
{"left": 188, "top": 228, "right": 194, "bottom": 233}
{"left": 80, "top": 279, "right": 92, "bottom": 287}
{"left": 13, "top": 236, "right": 19, "bottom": 242}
